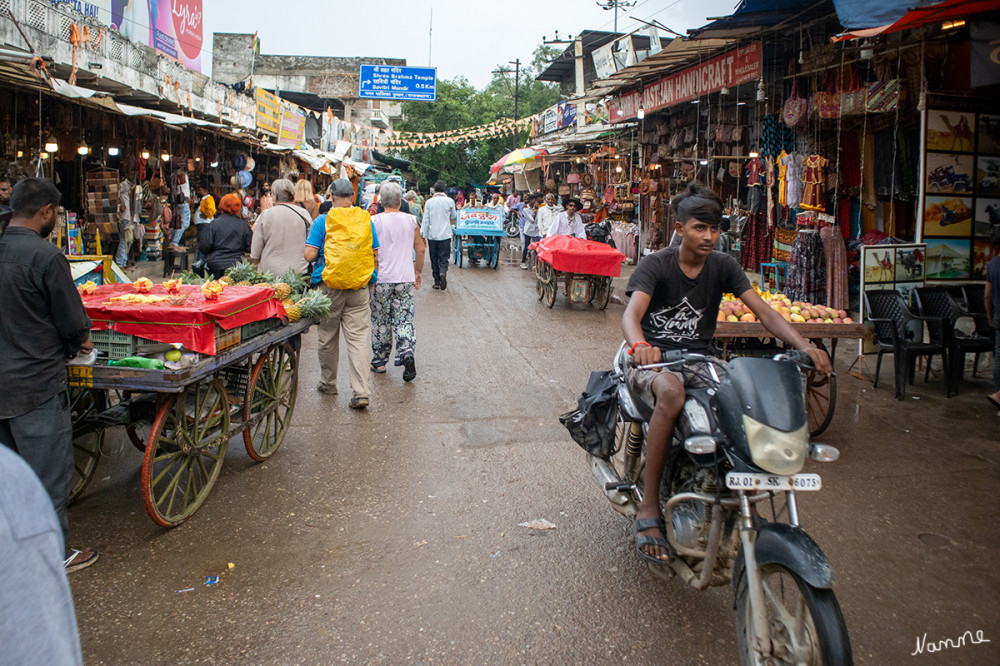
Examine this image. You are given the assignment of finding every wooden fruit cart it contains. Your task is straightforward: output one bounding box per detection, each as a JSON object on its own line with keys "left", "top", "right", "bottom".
{"left": 714, "top": 321, "right": 865, "bottom": 437}
{"left": 68, "top": 318, "right": 314, "bottom": 527}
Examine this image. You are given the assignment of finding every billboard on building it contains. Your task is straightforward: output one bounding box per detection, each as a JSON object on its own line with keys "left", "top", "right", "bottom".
{"left": 110, "top": 0, "right": 203, "bottom": 72}
{"left": 255, "top": 88, "right": 281, "bottom": 136}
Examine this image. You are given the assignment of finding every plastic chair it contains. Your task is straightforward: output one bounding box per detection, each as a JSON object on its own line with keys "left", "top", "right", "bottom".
{"left": 961, "top": 284, "right": 994, "bottom": 341}
{"left": 863, "top": 289, "right": 948, "bottom": 400}
{"left": 915, "top": 287, "right": 994, "bottom": 396}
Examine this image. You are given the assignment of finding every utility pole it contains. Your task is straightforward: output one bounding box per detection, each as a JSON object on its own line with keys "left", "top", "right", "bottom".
{"left": 428, "top": 9, "right": 433, "bottom": 65}
{"left": 596, "top": 0, "right": 636, "bottom": 33}
{"left": 492, "top": 59, "right": 522, "bottom": 150}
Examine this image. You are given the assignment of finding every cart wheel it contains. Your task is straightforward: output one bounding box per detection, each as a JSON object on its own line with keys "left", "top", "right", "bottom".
{"left": 69, "top": 388, "right": 105, "bottom": 504}
{"left": 807, "top": 370, "right": 837, "bottom": 437}
{"left": 491, "top": 239, "right": 500, "bottom": 269}
{"left": 597, "top": 277, "right": 613, "bottom": 310}
{"left": 122, "top": 390, "right": 152, "bottom": 452}
{"left": 454, "top": 236, "right": 463, "bottom": 268}
{"left": 536, "top": 278, "right": 545, "bottom": 300}
{"left": 243, "top": 343, "right": 298, "bottom": 461}
{"left": 545, "top": 281, "right": 557, "bottom": 308}
{"left": 141, "top": 379, "right": 231, "bottom": 527}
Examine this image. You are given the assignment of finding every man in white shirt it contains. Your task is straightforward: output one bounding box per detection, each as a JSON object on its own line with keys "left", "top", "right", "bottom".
{"left": 421, "top": 180, "right": 457, "bottom": 290}
{"left": 546, "top": 198, "right": 586, "bottom": 239}
{"left": 535, "top": 193, "right": 562, "bottom": 237}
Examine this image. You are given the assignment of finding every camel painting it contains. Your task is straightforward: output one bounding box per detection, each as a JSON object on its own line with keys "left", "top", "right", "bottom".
{"left": 864, "top": 248, "right": 895, "bottom": 284}
{"left": 978, "top": 114, "right": 1000, "bottom": 153}
{"left": 927, "top": 111, "right": 978, "bottom": 153}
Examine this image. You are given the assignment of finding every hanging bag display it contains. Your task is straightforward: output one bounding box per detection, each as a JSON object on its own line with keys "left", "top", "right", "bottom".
{"left": 866, "top": 62, "right": 904, "bottom": 113}
{"left": 840, "top": 69, "right": 866, "bottom": 116}
{"left": 814, "top": 75, "right": 841, "bottom": 120}
{"left": 782, "top": 79, "right": 808, "bottom": 128}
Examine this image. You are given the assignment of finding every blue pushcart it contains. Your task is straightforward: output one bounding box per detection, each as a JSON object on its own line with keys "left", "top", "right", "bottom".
{"left": 452, "top": 208, "right": 505, "bottom": 269}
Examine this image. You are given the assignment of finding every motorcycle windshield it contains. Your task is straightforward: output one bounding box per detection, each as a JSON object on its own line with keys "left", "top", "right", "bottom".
{"left": 724, "top": 357, "right": 806, "bottom": 432}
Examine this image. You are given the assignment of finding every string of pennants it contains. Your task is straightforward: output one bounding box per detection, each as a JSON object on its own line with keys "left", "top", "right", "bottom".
{"left": 385, "top": 116, "right": 537, "bottom": 150}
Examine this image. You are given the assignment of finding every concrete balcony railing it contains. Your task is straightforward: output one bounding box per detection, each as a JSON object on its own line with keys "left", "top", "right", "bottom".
{"left": 0, "top": 0, "right": 255, "bottom": 130}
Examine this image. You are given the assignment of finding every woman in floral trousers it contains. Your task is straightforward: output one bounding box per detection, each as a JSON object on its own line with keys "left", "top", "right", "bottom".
{"left": 370, "top": 182, "right": 425, "bottom": 382}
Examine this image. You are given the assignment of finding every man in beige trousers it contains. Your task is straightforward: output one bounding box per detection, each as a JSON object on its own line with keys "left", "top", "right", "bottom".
{"left": 304, "top": 178, "right": 378, "bottom": 410}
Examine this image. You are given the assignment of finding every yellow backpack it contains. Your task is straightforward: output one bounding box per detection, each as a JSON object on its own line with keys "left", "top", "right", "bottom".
{"left": 321, "top": 206, "right": 374, "bottom": 290}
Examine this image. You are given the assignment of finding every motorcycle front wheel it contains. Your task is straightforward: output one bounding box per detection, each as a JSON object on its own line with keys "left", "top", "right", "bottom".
{"left": 734, "top": 561, "right": 852, "bottom": 666}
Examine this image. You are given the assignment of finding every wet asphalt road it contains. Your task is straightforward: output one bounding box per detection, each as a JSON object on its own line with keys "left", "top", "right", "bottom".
{"left": 71, "top": 248, "right": 1000, "bottom": 665}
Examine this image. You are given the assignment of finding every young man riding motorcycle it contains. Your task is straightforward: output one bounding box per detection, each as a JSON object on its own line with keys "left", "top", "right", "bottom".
{"left": 621, "top": 181, "right": 832, "bottom": 564}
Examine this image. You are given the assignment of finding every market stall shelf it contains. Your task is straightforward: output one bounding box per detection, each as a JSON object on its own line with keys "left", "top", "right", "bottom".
{"left": 714, "top": 321, "right": 865, "bottom": 437}
{"left": 67, "top": 318, "right": 315, "bottom": 527}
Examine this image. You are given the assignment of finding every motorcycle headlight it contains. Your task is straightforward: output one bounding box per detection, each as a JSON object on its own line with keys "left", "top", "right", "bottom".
{"left": 742, "top": 415, "right": 808, "bottom": 475}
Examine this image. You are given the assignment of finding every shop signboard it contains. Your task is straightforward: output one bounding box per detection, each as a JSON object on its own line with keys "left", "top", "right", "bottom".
{"left": 358, "top": 65, "right": 437, "bottom": 101}
{"left": 542, "top": 106, "right": 559, "bottom": 134}
{"left": 559, "top": 101, "right": 577, "bottom": 128}
{"left": 110, "top": 0, "right": 203, "bottom": 72}
{"left": 455, "top": 208, "right": 505, "bottom": 236}
{"left": 255, "top": 89, "right": 281, "bottom": 136}
{"left": 278, "top": 106, "right": 306, "bottom": 148}
{"left": 593, "top": 42, "right": 617, "bottom": 79}
{"left": 608, "top": 42, "right": 762, "bottom": 122}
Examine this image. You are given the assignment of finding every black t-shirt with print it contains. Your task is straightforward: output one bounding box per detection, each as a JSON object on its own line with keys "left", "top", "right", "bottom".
{"left": 626, "top": 247, "right": 751, "bottom": 353}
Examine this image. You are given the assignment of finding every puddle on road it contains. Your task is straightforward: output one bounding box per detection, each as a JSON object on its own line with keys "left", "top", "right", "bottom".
{"left": 917, "top": 532, "right": 955, "bottom": 548}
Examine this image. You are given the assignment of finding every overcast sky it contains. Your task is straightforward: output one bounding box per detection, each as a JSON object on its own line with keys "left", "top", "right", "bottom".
{"left": 203, "top": 0, "right": 739, "bottom": 88}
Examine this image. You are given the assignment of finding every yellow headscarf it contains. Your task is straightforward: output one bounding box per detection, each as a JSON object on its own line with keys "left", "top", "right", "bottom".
{"left": 200, "top": 194, "right": 216, "bottom": 219}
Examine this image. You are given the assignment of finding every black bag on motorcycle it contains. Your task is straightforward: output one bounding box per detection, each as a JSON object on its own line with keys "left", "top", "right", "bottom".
{"left": 559, "top": 370, "right": 618, "bottom": 457}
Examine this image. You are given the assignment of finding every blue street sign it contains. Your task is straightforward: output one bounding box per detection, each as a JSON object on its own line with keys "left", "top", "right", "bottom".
{"left": 358, "top": 65, "right": 437, "bottom": 102}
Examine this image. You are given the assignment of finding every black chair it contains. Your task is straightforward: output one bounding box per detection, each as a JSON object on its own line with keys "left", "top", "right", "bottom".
{"left": 961, "top": 284, "right": 995, "bottom": 342}
{"left": 915, "top": 287, "right": 994, "bottom": 397}
{"left": 864, "top": 289, "right": 948, "bottom": 400}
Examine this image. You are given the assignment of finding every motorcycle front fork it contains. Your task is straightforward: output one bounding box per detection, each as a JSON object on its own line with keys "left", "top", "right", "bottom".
{"left": 737, "top": 489, "right": 798, "bottom": 659}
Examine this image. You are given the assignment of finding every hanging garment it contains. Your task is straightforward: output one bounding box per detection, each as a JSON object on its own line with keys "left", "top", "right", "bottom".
{"left": 765, "top": 156, "right": 776, "bottom": 224}
{"left": 740, "top": 212, "right": 774, "bottom": 272}
{"left": 861, "top": 135, "right": 877, "bottom": 209}
{"left": 785, "top": 231, "right": 826, "bottom": 305}
{"left": 745, "top": 158, "right": 765, "bottom": 186}
{"left": 782, "top": 152, "right": 804, "bottom": 210}
{"left": 840, "top": 133, "right": 862, "bottom": 190}
{"left": 777, "top": 150, "right": 789, "bottom": 207}
{"left": 820, "top": 225, "right": 848, "bottom": 310}
{"left": 800, "top": 155, "right": 829, "bottom": 211}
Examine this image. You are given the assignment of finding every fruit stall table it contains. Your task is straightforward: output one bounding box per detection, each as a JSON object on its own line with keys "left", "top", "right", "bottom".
{"left": 68, "top": 283, "right": 315, "bottom": 527}
{"left": 531, "top": 235, "right": 626, "bottom": 310}
{"left": 714, "top": 321, "right": 866, "bottom": 437}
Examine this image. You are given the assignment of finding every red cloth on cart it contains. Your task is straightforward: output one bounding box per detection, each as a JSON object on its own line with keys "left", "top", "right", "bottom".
{"left": 82, "top": 284, "right": 286, "bottom": 355}
{"left": 529, "top": 235, "right": 626, "bottom": 277}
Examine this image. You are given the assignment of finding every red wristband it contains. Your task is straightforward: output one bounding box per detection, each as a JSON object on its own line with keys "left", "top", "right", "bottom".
{"left": 628, "top": 341, "right": 652, "bottom": 355}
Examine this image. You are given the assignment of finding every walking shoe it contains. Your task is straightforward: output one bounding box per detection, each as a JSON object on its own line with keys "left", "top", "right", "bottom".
{"left": 520, "top": 263, "right": 528, "bottom": 270}
{"left": 317, "top": 384, "right": 338, "bottom": 395}
{"left": 432, "top": 282, "right": 441, "bottom": 290}
{"left": 65, "top": 547, "right": 99, "bottom": 573}
{"left": 402, "top": 355, "right": 416, "bottom": 382}
{"left": 349, "top": 396, "right": 369, "bottom": 410}
{"left": 440, "top": 275, "right": 447, "bottom": 290}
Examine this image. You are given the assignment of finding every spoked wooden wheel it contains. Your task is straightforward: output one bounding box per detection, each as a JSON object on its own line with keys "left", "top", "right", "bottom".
{"left": 491, "top": 239, "right": 501, "bottom": 269}
{"left": 545, "top": 280, "right": 557, "bottom": 308}
{"left": 69, "top": 388, "right": 106, "bottom": 504}
{"left": 595, "top": 277, "right": 613, "bottom": 310}
{"left": 141, "top": 379, "right": 230, "bottom": 527}
{"left": 536, "top": 278, "right": 545, "bottom": 300}
{"left": 806, "top": 371, "right": 837, "bottom": 437}
{"left": 243, "top": 343, "right": 299, "bottom": 461}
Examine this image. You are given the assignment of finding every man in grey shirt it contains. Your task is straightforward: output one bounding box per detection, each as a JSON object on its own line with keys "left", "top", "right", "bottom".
{"left": 420, "top": 180, "right": 457, "bottom": 290}
{"left": 0, "top": 444, "right": 83, "bottom": 665}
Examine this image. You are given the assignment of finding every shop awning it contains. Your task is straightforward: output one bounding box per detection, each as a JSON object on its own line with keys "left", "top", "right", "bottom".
{"left": 832, "top": 0, "right": 1000, "bottom": 39}
{"left": 689, "top": 0, "right": 831, "bottom": 40}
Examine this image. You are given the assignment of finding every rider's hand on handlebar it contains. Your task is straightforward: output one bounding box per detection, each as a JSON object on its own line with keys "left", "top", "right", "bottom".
{"left": 632, "top": 344, "right": 661, "bottom": 367}
{"left": 802, "top": 346, "right": 832, "bottom": 376}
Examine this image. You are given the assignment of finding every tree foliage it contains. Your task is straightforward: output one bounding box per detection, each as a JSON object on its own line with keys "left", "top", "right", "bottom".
{"left": 397, "top": 45, "right": 562, "bottom": 191}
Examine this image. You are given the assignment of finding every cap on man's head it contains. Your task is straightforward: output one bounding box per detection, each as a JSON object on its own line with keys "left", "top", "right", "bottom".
{"left": 329, "top": 179, "right": 354, "bottom": 198}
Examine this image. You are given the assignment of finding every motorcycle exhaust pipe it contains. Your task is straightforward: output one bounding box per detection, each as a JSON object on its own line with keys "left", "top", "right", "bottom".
{"left": 588, "top": 455, "right": 636, "bottom": 514}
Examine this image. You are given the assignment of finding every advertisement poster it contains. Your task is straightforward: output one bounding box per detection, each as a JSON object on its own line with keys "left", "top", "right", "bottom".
{"left": 255, "top": 88, "right": 280, "bottom": 136}
{"left": 455, "top": 208, "right": 505, "bottom": 236}
{"left": 277, "top": 106, "right": 305, "bottom": 148}
{"left": 110, "top": 0, "right": 203, "bottom": 72}
{"left": 918, "top": 109, "right": 1000, "bottom": 280}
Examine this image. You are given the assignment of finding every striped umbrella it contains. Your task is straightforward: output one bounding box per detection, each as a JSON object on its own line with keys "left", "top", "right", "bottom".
{"left": 489, "top": 147, "right": 548, "bottom": 174}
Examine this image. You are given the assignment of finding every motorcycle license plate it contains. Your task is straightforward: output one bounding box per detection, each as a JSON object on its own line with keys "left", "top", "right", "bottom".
{"left": 725, "top": 472, "right": 822, "bottom": 492}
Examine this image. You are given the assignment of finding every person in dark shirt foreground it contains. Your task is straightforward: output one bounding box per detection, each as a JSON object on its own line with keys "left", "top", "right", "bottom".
{"left": 622, "top": 181, "right": 831, "bottom": 565}
{"left": 0, "top": 177, "right": 99, "bottom": 572}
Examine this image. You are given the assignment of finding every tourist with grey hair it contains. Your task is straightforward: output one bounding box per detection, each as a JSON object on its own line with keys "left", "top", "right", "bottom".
{"left": 251, "top": 178, "right": 311, "bottom": 277}
{"left": 370, "top": 182, "right": 424, "bottom": 381}
{"left": 404, "top": 190, "right": 422, "bottom": 226}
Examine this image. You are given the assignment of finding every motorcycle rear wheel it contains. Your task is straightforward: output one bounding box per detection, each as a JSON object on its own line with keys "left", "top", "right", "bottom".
{"left": 734, "top": 561, "right": 852, "bottom": 666}
{"left": 606, "top": 407, "right": 644, "bottom": 488}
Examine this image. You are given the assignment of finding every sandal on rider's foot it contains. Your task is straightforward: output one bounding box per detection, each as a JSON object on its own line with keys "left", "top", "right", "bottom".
{"left": 633, "top": 517, "right": 670, "bottom": 565}
{"left": 65, "top": 547, "right": 99, "bottom": 573}
{"left": 370, "top": 364, "right": 386, "bottom": 374}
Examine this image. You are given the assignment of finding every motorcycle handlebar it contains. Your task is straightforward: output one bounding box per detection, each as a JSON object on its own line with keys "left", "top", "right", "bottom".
{"left": 630, "top": 348, "right": 707, "bottom": 371}
{"left": 772, "top": 349, "right": 815, "bottom": 370}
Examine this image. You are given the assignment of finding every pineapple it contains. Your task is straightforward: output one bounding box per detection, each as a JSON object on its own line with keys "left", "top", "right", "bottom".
{"left": 295, "top": 290, "right": 333, "bottom": 320}
{"left": 284, "top": 303, "right": 302, "bottom": 323}
{"left": 281, "top": 299, "right": 294, "bottom": 308}
{"left": 218, "top": 276, "right": 233, "bottom": 286}
{"left": 278, "top": 268, "right": 308, "bottom": 298}
{"left": 225, "top": 259, "right": 260, "bottom": 285}
{"left": 235, "top": 280, "right": 253, "bottom": 287}
{"left": 253, "top": 270, "right": 275, "bottom": 286}
{"left": 272, "top": 282, "right": 292, "bottom": 300}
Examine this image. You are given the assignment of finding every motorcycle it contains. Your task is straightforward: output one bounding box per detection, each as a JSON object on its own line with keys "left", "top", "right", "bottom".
{"left": 504, "top": 209, "right": 521, "bottom": 237}
{"left": 585, "top": 219, "right": 616, "bottom": 248}
{"left": 587, "top": 344, "right": 852, "bottom": 665}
